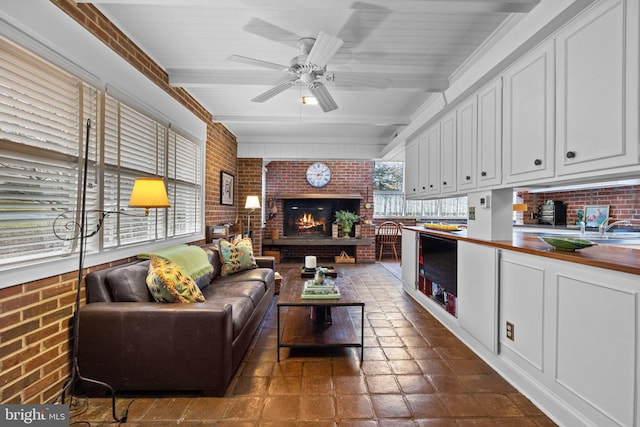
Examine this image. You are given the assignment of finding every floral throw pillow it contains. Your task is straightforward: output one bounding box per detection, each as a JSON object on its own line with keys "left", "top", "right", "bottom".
{"left": 218, "top": 238, "right": 257, "bottom": 277}
{"left": 146, "top": 256, "right": 205, "bottom": 303}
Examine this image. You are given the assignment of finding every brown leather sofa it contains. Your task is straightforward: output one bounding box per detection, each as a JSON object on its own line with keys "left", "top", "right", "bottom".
{"left": 78, "top": 243, "right": 275, "bottom": 396}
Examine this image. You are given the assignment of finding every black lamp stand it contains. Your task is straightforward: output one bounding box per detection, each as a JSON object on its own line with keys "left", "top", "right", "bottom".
{"left": 52, "top": 119, "right": 128, "bottom": 423}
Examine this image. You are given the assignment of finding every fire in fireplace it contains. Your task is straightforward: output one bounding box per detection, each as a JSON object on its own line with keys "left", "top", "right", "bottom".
{"left": 296, "top": 212, "right": 326, "bottom": 234}
{"left": 283, "top": 198, "right": 359, "bottom": 238}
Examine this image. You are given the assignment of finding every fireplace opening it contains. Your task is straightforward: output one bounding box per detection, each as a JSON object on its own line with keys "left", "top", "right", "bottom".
{"left": 283, "top": 199, "right": 359, "bottom": 238}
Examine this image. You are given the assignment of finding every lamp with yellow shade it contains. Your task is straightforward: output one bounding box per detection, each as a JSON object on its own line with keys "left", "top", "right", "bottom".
{"left": 128, "top": 177, "right": 171, "bottom": 216}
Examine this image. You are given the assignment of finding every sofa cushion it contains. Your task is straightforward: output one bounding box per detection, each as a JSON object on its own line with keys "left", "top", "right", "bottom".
{"left": 146, "top": 256, "right": 206, "bottom": 303}
{"left": 202, "top": 296, "right": 254, "bottom": 338}
{"left": 199, "top": 244, "right": 222, "bottom": 287}
{"left": 106, "top": 261, "right": 153, "bottom": 302}
{"left": 215, "top": 268, "right": 275, "bottom": 293}
{"left": 218, "top": 238, "right": 257, "bottom": 277}
{"left": 204, "top": 280, "right": 266, "bottom": 306}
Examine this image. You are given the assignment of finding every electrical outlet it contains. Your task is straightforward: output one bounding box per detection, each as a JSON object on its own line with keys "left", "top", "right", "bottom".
{"left": 468, "top": 206, "right": 476, "bottom": 220}
{"left": 506, "top": 321, "right": 514, "bottom": 341}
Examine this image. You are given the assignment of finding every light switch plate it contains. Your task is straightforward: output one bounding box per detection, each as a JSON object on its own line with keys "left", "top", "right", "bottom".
{"left": 480, "top": 194, "right": 491, "bottom": 208}
{"left": 468, "top": 206, "right": 476, "bottom": 220}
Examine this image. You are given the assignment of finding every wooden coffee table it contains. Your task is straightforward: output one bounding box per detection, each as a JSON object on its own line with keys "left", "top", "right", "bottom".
{"left": 277, "top": 276, "right": 364, "bottom": 362}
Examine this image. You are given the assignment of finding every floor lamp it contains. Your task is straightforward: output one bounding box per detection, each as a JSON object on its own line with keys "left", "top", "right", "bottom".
{"left": 245, "top": 195, "right": 261, "bottom": 238}
{"left": 53, "top": 119, "right": 170, "bottom": 423}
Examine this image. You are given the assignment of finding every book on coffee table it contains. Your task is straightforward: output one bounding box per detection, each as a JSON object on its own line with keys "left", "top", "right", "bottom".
{"left": 301, "top": 280, "right": 341, "bottom": 299}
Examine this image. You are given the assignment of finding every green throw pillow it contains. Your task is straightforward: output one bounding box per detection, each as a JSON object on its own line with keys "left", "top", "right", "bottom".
{"left": 218, "top": 238, "right": 257, "bottom": 277}
{"left": 146, "top": 256, "right": 205, "bottom": 303}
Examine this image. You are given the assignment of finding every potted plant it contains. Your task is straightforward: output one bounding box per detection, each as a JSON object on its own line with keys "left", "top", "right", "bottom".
{"left": 335, "top": 210, "right": 360, "bottom": 238}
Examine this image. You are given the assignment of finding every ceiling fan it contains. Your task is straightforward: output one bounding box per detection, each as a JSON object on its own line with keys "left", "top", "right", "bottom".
{"left": 229, "top": 30, "right": 388, "bottom": 113}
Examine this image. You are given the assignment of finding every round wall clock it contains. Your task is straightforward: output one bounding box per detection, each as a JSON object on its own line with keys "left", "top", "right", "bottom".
{"left": 306, "top": 162, "right": 331, "bottom": 188}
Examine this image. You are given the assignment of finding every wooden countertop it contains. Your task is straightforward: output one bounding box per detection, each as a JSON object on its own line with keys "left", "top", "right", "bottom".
{"left": 403, "top": 226, "right": 640, "bottom": 276}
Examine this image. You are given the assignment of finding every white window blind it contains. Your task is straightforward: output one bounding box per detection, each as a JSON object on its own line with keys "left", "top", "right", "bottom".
{"left": 0, "top": 37, "right": 99, "bottom": 263}
{"left": 0, "top": 36, "right": 203, "bottom": 269}
{"left": 167, "top": 130, "right": 201, "bottom": 237}
{"left": 102, "top": 95, "right": 169, "bottom": 247}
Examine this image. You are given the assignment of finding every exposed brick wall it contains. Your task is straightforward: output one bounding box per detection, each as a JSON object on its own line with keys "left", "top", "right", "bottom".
{"left": 264, "top": 161, "right": 376, "bottom": 263}
{"left": 0, "top": 2, "right": 239, "bottom": 404}
{"left": 0, "top": 255, "right": 138, "bottom": 403}
{"left": 205, "top": 122, "right": 238, "bottom": 226}
{"left": 520, "top": 185, "right": 640, "bottom": 226}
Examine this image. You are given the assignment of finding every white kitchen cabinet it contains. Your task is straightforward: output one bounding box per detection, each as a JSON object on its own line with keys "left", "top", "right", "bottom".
{"left": 417, "top": 132, "right": 429, "bottom": 197}
{"left": 401, "top": 228, "right": 417, "bottom": 293}
{"left": 440, "top": 111, "right": 457, "bottom": 195}
{"left": 456, "top": 96, "right": 477, "bottom": 191}
{"left": 477, "top": 78, "right": 502, "bottom": 188}
{"left": 405, "top": 138, "right": 420, "bottom": 199}
{"left": 498, "top": 250, "right": 640, "bottom": 427}
{"left": 499, "top": 252, "right": 546, "bottom": 373}
{"left": 555, "top": 0, "right": 639, "bottom": 176}
{"left": 426, "top": 123, "right": 441, "bottom": 196}
{"left": 552, "top": 263, "right": 639, "bottom": 427}
{"left": 503, "top": 40, "right": 555, "bottom": 184}
{"left": 457, "top": 241, "right": 498, "bottom": 353}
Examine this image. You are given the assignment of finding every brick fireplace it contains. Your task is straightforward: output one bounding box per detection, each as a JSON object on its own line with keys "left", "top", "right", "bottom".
{"left": 282, "top": 197, "right": 360, "bottom": 238}
{"left": 264, "top": 161, "right": 376, "bottom": 263}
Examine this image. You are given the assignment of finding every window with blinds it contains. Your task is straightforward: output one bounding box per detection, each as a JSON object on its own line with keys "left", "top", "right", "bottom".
{"left": 0, "top": 36, "right": 202, "bottom": 268}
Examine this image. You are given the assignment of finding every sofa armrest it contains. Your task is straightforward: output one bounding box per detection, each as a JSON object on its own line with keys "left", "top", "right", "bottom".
{"left": 255, "top": 256, "right": 275, "bottom": 270}
{"left": 78, "top": 302, "right": 234, "bottom": 393}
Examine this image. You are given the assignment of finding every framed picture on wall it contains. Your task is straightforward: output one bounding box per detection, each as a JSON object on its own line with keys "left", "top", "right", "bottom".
{"left": 220, "top": 171, "right": 234, "bottom": 205}
{"left": 584, "top": 205, "right": 609, "bottom": 228}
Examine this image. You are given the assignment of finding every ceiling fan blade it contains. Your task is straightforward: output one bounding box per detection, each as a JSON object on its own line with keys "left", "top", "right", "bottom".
{"left": 309, "top": 82, "right": 338, "bottom": 113}
{"left": 242, "top": 17, "right": 300, "bottom": 47}
{"left": 228, "top": 55, "right": 289, "bottom": 72}
{"left": 306, "top": 31, "right": 344, "bottom": 68}
{"left": 251, "top": 79, "right": 298, "bottom": 103}
{"left": 330, "top": 72, "right": 389, "bottom": 89}
{"left": 339, "top": 2, "right": 391, "bottom": 50}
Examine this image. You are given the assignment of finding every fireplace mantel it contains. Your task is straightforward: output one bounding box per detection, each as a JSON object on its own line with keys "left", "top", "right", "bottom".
{"left": 278, "top": 193, "right": 362, "bottom": 199}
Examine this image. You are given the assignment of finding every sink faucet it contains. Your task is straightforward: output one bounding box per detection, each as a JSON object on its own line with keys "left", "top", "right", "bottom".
{"left": 599, "top": 217, "right": 632, "bottom": 238}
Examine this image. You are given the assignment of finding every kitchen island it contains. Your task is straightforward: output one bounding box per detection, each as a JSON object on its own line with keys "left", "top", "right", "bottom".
{"left": 401, "top": 225, "right": 640, "bottom": 427}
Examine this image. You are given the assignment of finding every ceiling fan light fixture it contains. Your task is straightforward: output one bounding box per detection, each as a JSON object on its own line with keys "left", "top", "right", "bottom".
{"left": 302, "top": 96, "right": 318, "bottom": 105}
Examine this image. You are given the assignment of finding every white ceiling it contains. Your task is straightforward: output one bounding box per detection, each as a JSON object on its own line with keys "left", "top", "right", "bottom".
{"left": 81, "top": 0, "right": 540, "bottom": 152}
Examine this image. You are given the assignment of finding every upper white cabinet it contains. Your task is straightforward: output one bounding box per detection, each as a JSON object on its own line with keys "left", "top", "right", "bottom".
{"left": 503, "top": 40, "right": 555, "bottom": 184}
{"left": 477, "top": 78, "right": 503, "bottom": 188}
{"left": 405, "top": 138, "right": 420, "bottom": 199}
{"left": 425, "top": 123, "right": 441, "bottom": 196}
{"left": 440, "top": 111, "right": 457, "bottom": 195}
{"left": 556, "top": 0, "right": 639, "bottom": 175}
{"left": 403, "top": 0, "right": 639, "bottom": 197}
{"left": 456, "top": 96, "right": 478, "bottom": 191}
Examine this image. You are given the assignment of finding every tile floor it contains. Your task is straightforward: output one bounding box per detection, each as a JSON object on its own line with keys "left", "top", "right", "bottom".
{"left": 70, "top": 261, "right": 557, "bottom": 426}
